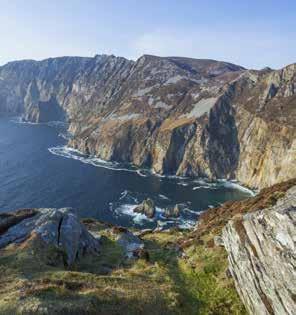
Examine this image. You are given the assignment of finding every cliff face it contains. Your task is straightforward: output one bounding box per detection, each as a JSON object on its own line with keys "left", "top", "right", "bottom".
{"left": 0, "top": 55, "right": 295, "bottom": 188}
{"left": 230, "top": 65, "right": 296, "bottom": 188}
{"left": 178, "top": 179, "right": 296, "bottom": 315}
{"left": 222, "top": 185, "right": 296, "bottom": 315}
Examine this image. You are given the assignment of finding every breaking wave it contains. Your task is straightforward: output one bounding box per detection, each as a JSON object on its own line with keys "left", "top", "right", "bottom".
{"left": 49, "top": 145, "right": 138, "bottom": 173}
{"left": 113, "top": 202, "right": 198, "bottom": 229}
{"left": 11, "top": 116, "right": 68, "bottom": 128}
{"left": 48, "top": 145, "right": 256, "bottom": 197}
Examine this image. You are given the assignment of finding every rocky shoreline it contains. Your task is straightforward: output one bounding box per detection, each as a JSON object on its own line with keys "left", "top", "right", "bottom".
{"left": 0, "top": 55, "right": 295, "bottom": 189}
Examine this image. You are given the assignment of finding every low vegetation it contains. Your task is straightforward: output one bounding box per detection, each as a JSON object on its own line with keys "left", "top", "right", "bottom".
{"left": 0, "top": 224, "right": 245, "bottom": 314}
{"left": 1, "top": 179, "right": 294, "bottom": 314}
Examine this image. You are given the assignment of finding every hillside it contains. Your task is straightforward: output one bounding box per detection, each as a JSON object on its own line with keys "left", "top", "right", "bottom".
{"left": 0, "top": 179, "right": 295, "bottom": 314}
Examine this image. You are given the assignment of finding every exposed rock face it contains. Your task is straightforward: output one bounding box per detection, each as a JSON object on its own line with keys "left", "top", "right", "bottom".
{"left": 222, "top": 186, "right": 296, "bottom": 315}
{"left": 0, "top": 54, "right": 295, "bottom": 188}
{"left": 0, "top": 208, "right": 100, "bottom": 266}
{"left": 0, "top": 208, "right": 38, "bottom": 234}
{"left": 134, "top": 198, "right": 156, "bottom": 218}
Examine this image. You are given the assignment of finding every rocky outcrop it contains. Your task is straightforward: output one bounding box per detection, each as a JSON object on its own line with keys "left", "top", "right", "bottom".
{"left": 222, "top": 185, "right": 296, "bottom": 315}
{"left": 0, "top": 54, "right": 295, "bottom": 188}
{"left": 134, "top": 198, "right": 156, "bottom": 218}
{"left": 0, "top": 208, "right": 101, "bottom": 266}
{"left": 164, "top": 204, "right": 182, "bottom": 218}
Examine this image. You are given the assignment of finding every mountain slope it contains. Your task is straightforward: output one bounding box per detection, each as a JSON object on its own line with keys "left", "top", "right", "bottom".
{"left": 0, "top": 55, "right": 295, "bottom": 188}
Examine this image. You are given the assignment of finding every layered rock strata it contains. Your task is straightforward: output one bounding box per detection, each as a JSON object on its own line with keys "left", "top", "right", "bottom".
{"left": 0, "top": 55, "right": 295, "bottom": 188}
{"left": 222, "top": 186, "right": 296, "bottom": 315}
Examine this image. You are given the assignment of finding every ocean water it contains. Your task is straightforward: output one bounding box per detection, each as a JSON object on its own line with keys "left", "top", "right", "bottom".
{"left": 0, "top": 116, "right": 253, "bottom": 229}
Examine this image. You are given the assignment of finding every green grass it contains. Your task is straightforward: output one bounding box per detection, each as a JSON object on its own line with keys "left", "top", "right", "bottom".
{"left": 142, "top": 232, "right": 246, "bottom": 315}
{"left": 0, "top": 225, "right": 246, "bottom": 315}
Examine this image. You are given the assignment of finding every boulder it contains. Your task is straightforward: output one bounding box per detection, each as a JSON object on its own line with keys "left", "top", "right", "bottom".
{"left": 164, "top": 204, "right": 182, "bottom": 218}
{"left": 116, "top": 230, "right": 144, "bottom": 258}
{"left": 134, "top": 198, "right": 156, "bottom": 218}
{"left": 0, "top": 208, "right": 101, "bottom": 266}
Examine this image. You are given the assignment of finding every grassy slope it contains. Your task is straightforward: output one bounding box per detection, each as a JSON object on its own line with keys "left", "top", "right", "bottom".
{"left": 1, "top": 178, "right": 294, "bottom": 315}
{"left": 0, "top": 225, "right": 245, "bottom": 315}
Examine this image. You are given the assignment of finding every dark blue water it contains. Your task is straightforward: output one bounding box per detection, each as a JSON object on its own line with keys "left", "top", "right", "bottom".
{"left": 0, "top": 116, "right": 253, "bottom": 229}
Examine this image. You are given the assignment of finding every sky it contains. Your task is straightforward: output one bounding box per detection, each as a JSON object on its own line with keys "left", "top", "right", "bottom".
{"left": 0, "top": 0, "right": 295, "bottom": 69}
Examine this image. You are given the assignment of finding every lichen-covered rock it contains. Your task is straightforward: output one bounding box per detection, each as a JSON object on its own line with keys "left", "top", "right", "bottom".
{"left": 134, "top": 198, "right": 156, "bottom": 218}
{"left": 0, "top": 208, "right": 100, "bottom": 266}
{"left": 222, "top": 186, "right": 296, "bottom": 315}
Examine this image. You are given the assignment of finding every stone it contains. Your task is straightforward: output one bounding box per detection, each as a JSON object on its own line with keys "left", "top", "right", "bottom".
{"left": 134, "top": 198, "right": 156, "bottom": 218}
{"left": 116, "top": 230, "right": 144, "bottom": 259}
{"left": 0, "top": 208, "right": 101, "bottom": 266}
{"left": 164, "top": 204, "right": 182, "bottom": 218}
{"left": 222, "top": 186, "right": 296, "bottom": 315}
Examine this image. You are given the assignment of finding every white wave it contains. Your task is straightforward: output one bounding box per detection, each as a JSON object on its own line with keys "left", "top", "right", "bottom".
{"left": 195, "top": 186, "right": 216, "bottom": 190}
{"left": 177, "top": 182, "right": 189, "bottom": 186}
{"left": 49, "top": 146, "right": 159, "bottom": 179}
{"left": 151, "top": 170, "right": 187, "bottom": 181}
{"left": 11, "top": 116, "right": 67, "bottom": 128}
{"left": 119, "top": 190, "right": 128, "bottom": 200}
{"left": 115, "top": 204, "right": 154, "bottom": 224}
{"left": 156, "top": 220, "right": 175, "bottom": 227}
{"left": 155, "top": 207, "right": 165, "bottom": 216}
{"left": 58, "top": 132, "right": 71, "bottom": 140}
{"left": 115, "top": 202, "right": 198, "bottom": 230}
{"left": 136, "top": 169, "right": 149, "bottom": 177}
{"left": 49, "top": 146, "right": 139, "bottom": 174}
{"left": 193, "top": 178, "right": 207, "bottom": 185}
{"left": 178, "top": 219, "right": 196, "bottom": 229}
{"left": 49, "top": 147, "right": 255, "bottom": 197}
{"left": 158, "top": 194, "right": 170, "bottom": 200}
{"left": 11, "top": 117, "right": 39, "bottom": 125}
{"left": 220, "top": 181, "right": 256, "bottom": 196}
{"left": 183, "top": 208, "right": 203, "bottom": 215}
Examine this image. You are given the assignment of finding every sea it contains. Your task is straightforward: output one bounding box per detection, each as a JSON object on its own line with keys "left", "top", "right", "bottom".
{"left": 0, "top": 116, "right": 254, "bottom": 230}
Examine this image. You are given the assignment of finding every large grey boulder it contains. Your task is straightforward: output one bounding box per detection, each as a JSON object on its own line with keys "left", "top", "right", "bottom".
{"left": 0, "top": 208, "right": 101, "bottom": 266}
{"left": 222, "top": 186, "right": 296, "bottom": 315}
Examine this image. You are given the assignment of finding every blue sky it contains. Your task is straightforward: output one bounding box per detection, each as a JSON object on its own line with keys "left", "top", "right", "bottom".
{"left": 1, "top": 0, "right": 295, "bottom": 69}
